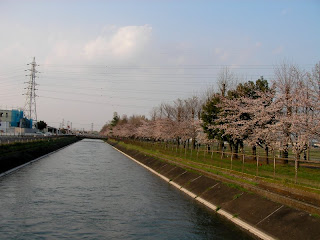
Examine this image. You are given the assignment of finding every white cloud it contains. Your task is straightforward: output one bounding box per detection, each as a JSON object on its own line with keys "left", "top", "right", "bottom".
{"left": 84, "top": 25, "right": 152, "bottom": 59}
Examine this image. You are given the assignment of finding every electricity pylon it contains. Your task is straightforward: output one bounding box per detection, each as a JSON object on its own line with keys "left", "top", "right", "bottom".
{"left": 23, "top": 57, "right": 39, "bottom": 126}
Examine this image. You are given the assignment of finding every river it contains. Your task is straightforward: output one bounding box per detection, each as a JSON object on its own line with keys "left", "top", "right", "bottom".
{"left": 0, "top": 139, "right": 251, "bottom": 239}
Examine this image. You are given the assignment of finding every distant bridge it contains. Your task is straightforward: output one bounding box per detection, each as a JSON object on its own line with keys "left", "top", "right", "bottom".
{"left": 76, "top": 134, "right": 107, "bottom": 140}
{"left": 0, "top": 134, "right": 107, "bottom": 145}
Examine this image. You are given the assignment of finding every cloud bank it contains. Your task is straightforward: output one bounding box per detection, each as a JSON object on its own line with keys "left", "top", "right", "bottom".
{"left": 84, "top": 25, "right": 152, "bottom": 60}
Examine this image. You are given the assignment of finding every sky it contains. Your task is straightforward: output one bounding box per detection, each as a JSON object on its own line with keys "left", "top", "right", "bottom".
{"left": 0, "top": 0, "right": 319, "bottom": 131}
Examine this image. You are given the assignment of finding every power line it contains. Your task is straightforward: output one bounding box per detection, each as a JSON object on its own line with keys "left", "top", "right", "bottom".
{"left": 39, "top": 63, "right": 317, "bottom": 69}
{"left": 38, "top": 95, "right": 155, "bottom": 108}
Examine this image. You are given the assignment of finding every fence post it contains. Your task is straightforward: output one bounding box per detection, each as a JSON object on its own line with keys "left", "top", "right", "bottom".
{"left": 273, "top": 154, "right": 276, "bottom": 178}
{"left": 196, "top": 147, "right": 199, "bottom": 161}
{"left": 242, "top": 153, "right": 245, "bottom": 174}
{"left": 231, "top": 151, "right": 233, "bottom": 170}
{"left": 256, "top": 155, "right": 259, "bottom": 176}
{"left": 295, "top": 156, "right": 298, "bottom": 184}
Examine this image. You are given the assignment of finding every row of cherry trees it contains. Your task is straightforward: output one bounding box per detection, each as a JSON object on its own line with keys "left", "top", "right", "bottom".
{"left": 211, "top": 63, "right": 320, "bottom": 162}
{"left": 101, "top": 96, "right": 204, "bottom": 149}
{"left": 101, "top": 63, "right": 320, "bottom": 162}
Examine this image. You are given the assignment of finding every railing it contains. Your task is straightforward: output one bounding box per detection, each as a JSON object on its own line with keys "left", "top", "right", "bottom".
{"left": 0, "top": 135, "right": 66, "bottom": 145}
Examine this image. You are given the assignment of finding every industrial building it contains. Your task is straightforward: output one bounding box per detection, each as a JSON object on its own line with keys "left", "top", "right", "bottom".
{"left": 0, "top": 109, "right": 33, "bottom": 134}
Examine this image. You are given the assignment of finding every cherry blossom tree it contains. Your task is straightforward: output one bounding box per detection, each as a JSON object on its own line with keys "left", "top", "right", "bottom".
{"left": 270, "top": 63, "right": 319, "bottom": 182}
{"left": 308, "top": 63, "right": 320, "bottom": 140}
{"left": 272, "top": 62, "right": 298, "bottom": 161}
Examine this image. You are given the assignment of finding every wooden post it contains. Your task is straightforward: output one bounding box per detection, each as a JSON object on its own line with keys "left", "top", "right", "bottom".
{"left": 295, "top": 154, "right": 298, "bottom": 184}
{"left": 242, "top": 153, "right": 245, "bottom": 174}
{"left": 256, "top": 155, "right": 259, "bottom": 176}
{"left": 231, "top": 151, "right": 233, "bottom": 170}
{"left": 273, "top": 153, "right": 276, "bottom": 179}
{"left": 185, "top": 143, "right": 187, "bottom": 159}
{"left": 197, "top": 148, "right": 199, "bottom": 161}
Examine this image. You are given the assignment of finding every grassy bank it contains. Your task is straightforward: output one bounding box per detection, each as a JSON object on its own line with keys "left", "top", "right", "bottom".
{"left": 108, "top": 138, "right": 320, "bottom": 195}
{"left": 0, "top": 136, "right": 80, "bottom": 174}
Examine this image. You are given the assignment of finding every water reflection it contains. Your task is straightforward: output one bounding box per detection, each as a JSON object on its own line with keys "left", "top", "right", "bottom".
{"left": 0, "top": 139, "right": 252, "bottom": 239}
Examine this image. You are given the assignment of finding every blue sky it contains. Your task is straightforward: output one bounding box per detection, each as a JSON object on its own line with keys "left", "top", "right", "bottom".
{"left": 0, "top": 0, "right": 319, "bottom": 130}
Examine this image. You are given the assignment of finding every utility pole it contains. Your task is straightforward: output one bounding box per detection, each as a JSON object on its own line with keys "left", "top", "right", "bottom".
{"left": 91, "top": 123, "right": 94, "bottom": 133}
{"left": 23, "top": 57, "right": 39, "bottom": 126}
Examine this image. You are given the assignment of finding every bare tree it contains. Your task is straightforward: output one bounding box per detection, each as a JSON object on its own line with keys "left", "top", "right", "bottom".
{"left": 149, "top": 107, "right": 158, "bottom": 121}
{"left": 217, "top": 67, "right": 235, "bottom": 96}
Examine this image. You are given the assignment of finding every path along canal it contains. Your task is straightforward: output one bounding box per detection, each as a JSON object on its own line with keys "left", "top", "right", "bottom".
{"left": 0, "top": 139, "right": 252, "bottom": 239}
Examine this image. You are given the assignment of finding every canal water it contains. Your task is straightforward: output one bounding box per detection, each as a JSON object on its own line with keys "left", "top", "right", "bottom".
{"left": 0, "top": 139, "right": 251, "bottom": 239}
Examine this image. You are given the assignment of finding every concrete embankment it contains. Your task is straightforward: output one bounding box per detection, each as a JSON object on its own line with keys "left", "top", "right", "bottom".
{"left": 0, "top": 136, "right": 80, "bottom": 175}
{"left": 108, "top": 141, "right": 320, "bottom": 240}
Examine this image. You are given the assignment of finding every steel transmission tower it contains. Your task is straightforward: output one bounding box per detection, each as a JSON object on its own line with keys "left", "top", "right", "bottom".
{"left": 23, "top": 57, "right": 39, "bottom": 125}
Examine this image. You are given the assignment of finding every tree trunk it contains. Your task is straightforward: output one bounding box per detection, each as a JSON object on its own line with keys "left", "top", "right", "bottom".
{"left": 252, "top": 146, "right": 257, "bottom": 161}
{"left": 234, "top": 142, "right": 239, "bottom": 159}
{"left": 282, "top": 148, "right": 289, "bottom": 164}
{"left": 280, "top": 140, "right": 289, "bottom": 164}
{"left": 240, "top": 142, "right": 244, "bottom": 154}
{"left": 219, "top": 140, "right": 224, "bottom": 152}
{"left": 192, "top": 138, "right": 196, "bottom": 149}
{"left": 229, "top": 142, "right": 233, "bottom": 153}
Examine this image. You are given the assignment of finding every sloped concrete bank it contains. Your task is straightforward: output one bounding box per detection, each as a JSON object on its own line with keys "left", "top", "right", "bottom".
{"left": 0, "top": 136, "right": 80, "bottom": 176}
{"left": 108, "top": 141, "right": 320, "bottom": 240}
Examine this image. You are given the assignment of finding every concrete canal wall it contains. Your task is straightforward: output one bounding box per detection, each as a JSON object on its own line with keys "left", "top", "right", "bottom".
{"left": 0, "top": 136, "right": 80, "bottom": 175}
{"left": 109, "top": 141, "right": 320, "bottom": 240}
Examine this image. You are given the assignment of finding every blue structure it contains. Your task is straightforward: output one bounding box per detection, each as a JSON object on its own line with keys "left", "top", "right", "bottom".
{"left": 0, "top": 109, "right": 32, "bottom": 128}
{"left": 10, "top": 110, "right": 24, "bottom": 127}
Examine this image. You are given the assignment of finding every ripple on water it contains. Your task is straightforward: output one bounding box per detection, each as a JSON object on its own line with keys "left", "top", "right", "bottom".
{"left": 0, "top": 139, "right": 252, "bottom": 240}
